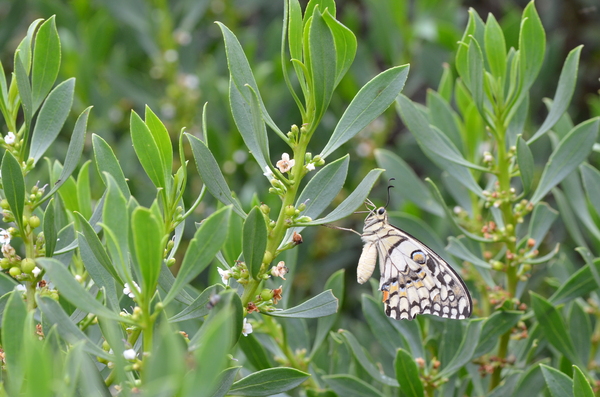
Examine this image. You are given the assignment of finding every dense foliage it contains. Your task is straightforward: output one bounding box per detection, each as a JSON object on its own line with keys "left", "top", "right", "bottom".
{"left": 0, "top": 0, "right": 599, "bottom": 396}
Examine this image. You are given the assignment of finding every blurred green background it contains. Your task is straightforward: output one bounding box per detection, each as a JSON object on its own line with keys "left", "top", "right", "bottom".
{"left": 1, "top": 0, "right": 598, "bottom": 319}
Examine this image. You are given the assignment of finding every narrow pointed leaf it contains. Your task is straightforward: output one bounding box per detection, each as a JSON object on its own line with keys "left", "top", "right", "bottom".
{"left": 308, "top": 9, "right": 336, "bottom": 126}
{"left": 474, "top": 310, "right": 522, "bottom": 356}
{"left": 145, "top": 105, "right": 173, "bottom": 182}
{"left": 302, "top": 168, "right": 383, "bottom": 225}
{"left": 323, "top": 375, "right": 385, "bottom": 397}
{"left": 541, "top": 364, "right": 574, "bottom": 397}
{"left": 517, "top": 136, "right": 534, "bottom": 195}
{"left": 312, "top": 269, "right": 345, "bottom": 355}
{"left": 31, "top": 16, "right": 60, "bottom": 112}
{"left": 228, "top": 368, "right": 310, "bottom": 396}
{"left": 550, "top": 257, "right": 600, "bottom": 304}
{"left": 30, "top": 78, "right": 75, "bottom": 163}
{"left": 43, "top": 199, "right": 56, "bottom": 257}
{"left": 530, "top": 118, "right": 599, "bottom": 204}
{"left": 580, "top": 163, "right": 600, "bottom": 218}
{"left": 528, "top": 46, "right": 582, "bottom": 143}
{"left": 2, "top": 151, "right": 25, "bottom": 232}
{"left": 519, "top": 2, "right": 546, "bottom": 91}
{"left": 37, "top": 258, "right": 134, "bottom": 324}
{"left": 164, "top": 206, "right": 231, "bottom": 305}
{"left": 572, "top": 365, "right": 594, "bottom": 397}
{"left": 395, "top": 348, "right": 425, "bottom": 397}
{"left": 436, "top": 319, "right": 483, "bottom": 379}
{"left": 92, "top": 134, "right": 130, "bottom": 198}
{"left": 267, "top": 289, "right": 338, "bottom": 318}
{"left": 132, "top": 208, "right": 163, "bottom": 296}
{"left": 131, "top": 111, "right": 166, "bottom": 189}
{"left": 243, "top": 206, "right": 267, "bottom": 280}
{"left": 321, "top": 65, "right": 409, "bottom": 159}
{"left": 186, "top": 133, "right": 245, "bottom": 218}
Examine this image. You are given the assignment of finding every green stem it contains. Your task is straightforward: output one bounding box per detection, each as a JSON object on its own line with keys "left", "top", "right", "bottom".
{"left": 241, "top": 135, "right": 308, "bottom": 308}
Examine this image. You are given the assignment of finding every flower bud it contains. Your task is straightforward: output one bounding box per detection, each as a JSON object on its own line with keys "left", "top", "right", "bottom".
{"left": 21, "top": 258, "right": 35, "bottom": 274}
{"left": 262, "top": 251, "right": 273, "bottom": 264}
{"left": 29, "top": 215, "right": 40, "bottom": 229}
{"left": 260, "top": 288, "right": 274, "bottom": 301}
{"left": 9, "top": 266, "right": 21, "bottom": 277}
{"left": 284, "top": 205, "right": 296, "bottom": 216}
{"left": 260, "top": 204, "right": 270, "bottom": 214}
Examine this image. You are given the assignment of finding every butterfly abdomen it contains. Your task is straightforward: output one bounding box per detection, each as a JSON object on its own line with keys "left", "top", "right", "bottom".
{"left": 357, "top": 242, "right": 377, "bottom": 284}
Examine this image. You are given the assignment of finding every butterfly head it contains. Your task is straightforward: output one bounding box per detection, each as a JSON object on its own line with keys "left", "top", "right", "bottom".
{"left": 363, "top": 204, "right": 388, "bottom": 231}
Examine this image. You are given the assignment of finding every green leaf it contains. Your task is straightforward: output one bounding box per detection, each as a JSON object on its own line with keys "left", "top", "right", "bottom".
{"left": 296, "top": 155, "right": 349, "bottom": 220}
{"left": 322, "top": 375, "right": 385, "bottom": 397}
{"left": 540, "top": 364, "right": 574, "bottom": 397}
{"left": 186, "top": 133, "right": 245, "bottom": 218}
{"left": 553, "top": 187, "right": 587, "bottom": 249}
{"left": 144, "top": 105, "right": 173, "bottom": 183}
{"left": 484, "top": 13, "right": 506, "bottom": 81}
{"left": 528, "top": 46, "right": 582, "bottom": 143}
{"left": 130, "top": 110, "right": 166, "bottom": 190}
{"left": 307, "top": 9, "right": 336, "bottom": 127}
{"left": 436, "top": 319, "right": 483, "bottom": 380}
{"left": 530, "top": 118, "right": 599, "bottom": 204}
{"left": 445, "top": 237, "right": 492, "bottom": 269}
{"left": 569, "top": 302, "right": 592, "bottom": 367}
{"left": 267, "top": 289, "right": 338, "bottom": 318}
{"left": 35, "top": 296, "right": 113, "bottom": 361}
{"left": 211, "top": 367, "right": 242, "bottom": 397}
{"left": 426, "top": 90, "right": 463, "bottom": 151}
{"left": 527, "top": 202, "right": 558, "bottom": 250}
{"left": 550, "top": 257, "right": 600, "bottom": 304}
{"left": 575, "top": 247, "right": 600, "bottom": 295}
{"left": 76, "top": 162, "right": 92, "bottom": 220}
{"left": 77, "top": 232, "right": 119, "bottom": 310}
{"left": 164, "top": 206, "right": 231, "bottom": 305}
{"left": 362, "top": 294, "right": 409, "bottom": 357}
{"left": 395, "top": 348, "right": 424, "bottom": 397}
{"left": 15, "top": 53, "right": 33, "bottom": 126}
{"left": 229, "top": 80, "right": 270, "bottom": 173}
{"left": 29, "top": 78, "right": 75, "bottom": 164}
{"left": 580, "top": 163, "right": 600, "bottom": 218}
{"left": 169, "top": 284, "right": 223, "bottom": 322}
{"left": 321, "top": 65, "right": 409, "bottom": 159}
{"left": 92, "top": 134, "right": 130, "bottom": 198}
{"left": 102, "top": 174, "right": 130, "bottom": 278}
{"left": 74, "top": 212, "right": 122, "bottom": 283}
{"left": 437, "top": 64, "right": 453, "bottom": 102}
{"left": 42, "top": 107, "right": 91, "bottom": 202}
{"left": 228, "top": 368, "right": 310, "bottom": 396}
{"left": 31, "top": 16, "right": 60, "bottom": 112}
{"left": 187, "top": 308, "right": 235, "bottom": 397}
{"left": 339, "top": 329, "right": 399, "bottom": 386}
{"left": 37, "top": 258, "right": 134, "bottom": 324}
{"left": 2, "top": 291, "right": 26, "bottom": 374}
{"left": 237, "top": 332, "right": 273, "bottom": 371}
{"left": 132, "top": 208, "right": 163, "bottom": 297}
{"left": 312, "top": 269, "right": 345, "bottom": 355}
{"left": 467, "top": 38, "right": 484, "bottom": 114}
{"left": 2, "top": 151, "right": 25, "bottom": 232}
{"left": 519, "top": 1, "right": 546, "bottom": 92}
{"left": 43, "top": 199, "right": 56, "bottom": 257}
{"left": 216, "top": 22, "right": 283, "bottom": 138}
{"left": 322, "top": 10, "right": 356, "bottom": 87}
{"left": 515, "top": 364, "right": 545, "bottom": 397}
{"left": 302, "top": 168, "right": 383, "bottom": 225}
{"left": 375, "top": 149, "right": 443, "bottom": 216}
{"left": 243, "top": 207, "right": 268, "bottom": 280}
{"left": 530, "top": 291, "right": 581, "bottom": 366}
{"left": 572, "top": 365, "right": 594, "bottom": 397}
{"left": 474, "top": 310, "right": 522, "bottom": 356}
{"left": 517, "top": 136, "right": 534, "bottom": 195}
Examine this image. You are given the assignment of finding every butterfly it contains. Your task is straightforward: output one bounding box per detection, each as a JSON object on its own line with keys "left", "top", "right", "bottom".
{"left": 356, "top": 198, "right": 472, "bottom": 321}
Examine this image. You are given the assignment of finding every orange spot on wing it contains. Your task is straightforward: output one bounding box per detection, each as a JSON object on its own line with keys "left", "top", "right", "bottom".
{"left": 382, "top": 290, "right": 389, "bottom": 302}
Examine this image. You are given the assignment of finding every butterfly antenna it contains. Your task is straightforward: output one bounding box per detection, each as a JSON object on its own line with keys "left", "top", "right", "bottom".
{"left": 384, "top": 178, "right": 396, "bottom": 208}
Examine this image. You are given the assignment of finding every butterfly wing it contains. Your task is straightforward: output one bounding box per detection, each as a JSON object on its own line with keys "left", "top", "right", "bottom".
{"left": 374, "top": 226, "right": 472, "bottom": 320}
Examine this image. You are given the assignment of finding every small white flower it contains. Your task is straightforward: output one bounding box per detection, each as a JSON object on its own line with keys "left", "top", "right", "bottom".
{"left": 123, "top": 281, "right": 140, "bottom": 299}
{"left": 242, "top": 318, "right": 253, "bottom": 337}
{"left": 276, "top": 153, "right": 295, "bottom": 173}
{"left": 453, "top": 206, "right": 462, "bottom": 215}
{"left": 123, "top": 349, "right": 137, "bottom": 360}
{"left": 4, "top": 131, "right": 15, "bottom": 145}
{"left": 270, "top": 261, "right": 289, "bottom": 280}
{"left": 263, "top": 166, "right": 273, "bottom": 177}
{"left": 0, "top": 228, "right": 10, "bottom": 245}
{"left": 75, "top": 274, "right": 82, "bottom": 282}
{"left": 32, "top": 267, "right": 41, "bottom": 277}
{"left": 217, "top": 267, "right": 231, "bottom": 285}
{"left": 305, "top": 163, "right": 315, "bottom": 172}
{"left": 15, "top": 284, "right": 26, "bottom": 292}
{"left": 483, "top": 151, "right": 493, "bottom": 163}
